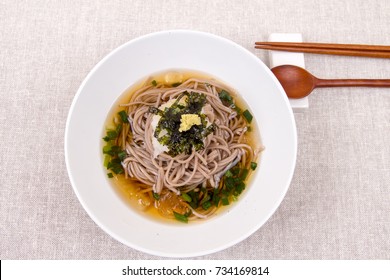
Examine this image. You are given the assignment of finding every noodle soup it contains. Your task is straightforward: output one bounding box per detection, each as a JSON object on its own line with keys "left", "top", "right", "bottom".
{"left": 102, "top": 70, "right": 262, "bottom": 223}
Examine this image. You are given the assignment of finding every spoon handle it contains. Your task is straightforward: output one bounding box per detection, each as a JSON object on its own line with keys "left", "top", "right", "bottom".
{"left": 316, "top": 78, "right": 390, "bottom": 88}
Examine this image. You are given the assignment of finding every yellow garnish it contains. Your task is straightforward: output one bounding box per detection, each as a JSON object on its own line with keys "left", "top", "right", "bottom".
{"left": 179, "top": 114, "right": 201, "bottom": 132}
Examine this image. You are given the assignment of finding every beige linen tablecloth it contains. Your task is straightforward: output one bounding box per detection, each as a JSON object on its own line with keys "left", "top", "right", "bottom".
{"left": 1, "top": 0, "right": 389, "bottom": 259}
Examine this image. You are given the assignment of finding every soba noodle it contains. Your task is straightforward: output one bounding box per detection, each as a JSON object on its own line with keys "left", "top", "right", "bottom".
{"left": 103, "top": 72, "right": 261, "bottom": 222}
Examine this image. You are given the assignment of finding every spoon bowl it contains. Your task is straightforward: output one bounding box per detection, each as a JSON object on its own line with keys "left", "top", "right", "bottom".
{"left": 271, "top": 65, "right": 390, "bottom": 99}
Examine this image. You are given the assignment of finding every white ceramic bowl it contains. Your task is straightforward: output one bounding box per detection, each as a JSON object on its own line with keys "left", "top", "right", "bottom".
{"left": 65, "top": 30, "right": 297, "bottom": 257}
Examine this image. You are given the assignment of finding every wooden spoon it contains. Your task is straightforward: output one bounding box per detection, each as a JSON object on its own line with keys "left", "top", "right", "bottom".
{"left": 271, "top": 65, "right": 390, "bottom": 99}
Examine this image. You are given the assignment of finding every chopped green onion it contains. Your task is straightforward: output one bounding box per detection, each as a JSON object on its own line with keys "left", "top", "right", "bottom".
{"left": 219, "top": 90, "right": 233, "bottom": 104}
{"left": 188, "top": 190, "right": 199, "bottom": 209}
{"left": 111, "top": 165, "right": 124, "bottom": 174}
{"left": 250, "top": 162, "right": 257, "bottom": 170}
{"left": 202, "top": 201, "right": 212, "bottom": 210}
{"left": 103, "top": 144, "right": 112, "bottom": 154}
{"left": 213, "top": 195, "right": 221, "bottom": 207}
{"left": 118, "top": 110, "right": 129, "bottom": 123}
{"left": 107, "top": 173, "right": 113, "bottom": 178}
{"left": 118, "top": 150, "right": 127, "bottom": 161}
{"left": 153, "top": 192, "right": 160, "bottom": 200}
{"left": 243, "top": 109, "right": 253, "bottom": 123}
{"left": 225, "top": 177, "right": 235, "bottom": 190}
{"left": 225, "top": 170, "right": 233, "bottom": 177}
{"left": 173, "top": 211, "right": 188, "bottom": 223}
{"left": 103, "top": 155, "right": 111, "bottom": 168}
{"left": 235, "top": 181, "right": 246, "bottom": 195}
{"left": 103, "top": 145, "right": 121, "bottom": 156}
{"left": 221, "top": 197, "right": 230, "bottom": 206}
{"left": 151, "top": 80, "right": 157, "bottom": 86}
{"left": 106, "top": 130, "right": 117, "bottom": 140}
{"left": 110, "top": 157, "right": 121, "bottom": 165}
{"left": 231, "top": 167, "right": 240, "bottom": 176}
{"left": 181, "top": 193, "right": 192, "bottom": 202}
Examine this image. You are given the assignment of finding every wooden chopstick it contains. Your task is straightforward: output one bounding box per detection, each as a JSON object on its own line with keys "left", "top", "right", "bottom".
{"left": 254, "top": 42, "right": 390, "bottom": 58}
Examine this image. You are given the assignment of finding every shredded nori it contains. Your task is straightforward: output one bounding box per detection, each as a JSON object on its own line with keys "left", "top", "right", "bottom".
{"left": 149, "top": 91, "right": 215, "bottom": 156}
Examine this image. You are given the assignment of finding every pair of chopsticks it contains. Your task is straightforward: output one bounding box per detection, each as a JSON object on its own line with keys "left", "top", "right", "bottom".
{"left": 254, "top": 42, "right": 390, "bottom": 58}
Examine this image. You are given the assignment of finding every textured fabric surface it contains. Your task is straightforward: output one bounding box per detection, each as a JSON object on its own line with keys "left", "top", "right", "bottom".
{"left": 1, "top": 0, "right": 389, "bottom": 259}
